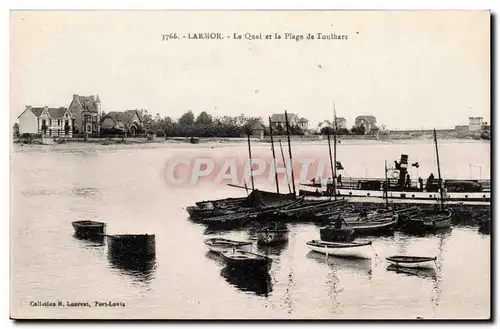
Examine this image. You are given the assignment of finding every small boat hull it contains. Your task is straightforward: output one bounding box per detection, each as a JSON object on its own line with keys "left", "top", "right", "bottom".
{"left": 306, "top": 240, "right": 373, "bottom": 259}
{"left": 106, "top": 234, "right": 156, "bottom": 260}
{"left": 220, "top": 250, "right": 272, "bottom": 273}
{"left": 72, "top": 220, "right": 106, "bottom": 240}
{"left": 204, "top": 238, "right": 253, "bottom": 253}
{"left": 386, "top": 256, "right": 436, "bottom": 269}
{"left": 256, "top": 230, "right": 289, "bottom": 245}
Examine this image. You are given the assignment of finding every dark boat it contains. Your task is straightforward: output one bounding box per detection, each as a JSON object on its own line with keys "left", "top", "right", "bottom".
{"left": 386, "top": 255, "right": 437, "bottom": 269}
{"left": 399, "top": 209, "right": 452, "bottom": 233}
{"left": 319, "top": 227, "right": 355, "bottom": 242}
{"left": 220, "top": 250, "right": 272, "bottom": 273}
{"left": 271, "top": 199, "right": 347, "bottom": 220}
{"left": 105, "top": 234, "right": 156, "bottom": 260}
{"left": 188, "top": 189, "right": 299, "bottom": 220}
{"left": 256, "top": 223, "right": 289, "bottom": 245}
{"left": 72, "top": 220, "right": 106, "bottom": 240}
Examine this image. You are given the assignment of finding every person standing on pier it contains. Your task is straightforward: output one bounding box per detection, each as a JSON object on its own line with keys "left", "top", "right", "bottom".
{"left": 405, "top": 173, "right": 411, "bottom": 189}
{"left": 418, "top": 177, "right": 424, "bottom": 191}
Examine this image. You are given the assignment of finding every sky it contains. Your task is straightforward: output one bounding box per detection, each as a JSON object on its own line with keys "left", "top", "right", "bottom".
{"left": 10, "top": 10, "right": 490, "bottom": 129}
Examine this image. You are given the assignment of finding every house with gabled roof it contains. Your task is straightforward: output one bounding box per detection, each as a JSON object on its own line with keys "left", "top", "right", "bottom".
{"left": 100, "top": 110, "right": 143, "bottom": 135}
{"left": 17, "top": 106, "right": 75, "bottom": 137}
{"left": 68, "top": 94, "right": 101, "bottom": 136}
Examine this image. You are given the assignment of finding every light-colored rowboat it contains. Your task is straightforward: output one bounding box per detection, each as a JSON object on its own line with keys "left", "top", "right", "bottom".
{"left": 306, "top": 240, "right": 373, "bottom": 259}
{"left": 386, "top": 255, "right": 437, "bottom": 269}
{"left": 204, "top": 238, "right": 253, "bottom": 253}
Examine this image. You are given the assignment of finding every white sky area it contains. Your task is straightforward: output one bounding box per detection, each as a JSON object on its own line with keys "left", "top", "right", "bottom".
{"left": 10, "top": 11, "right": 490, "bottom": 129}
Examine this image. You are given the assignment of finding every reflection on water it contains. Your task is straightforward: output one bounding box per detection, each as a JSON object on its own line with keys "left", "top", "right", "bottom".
{"left": 107, "top": 254, "right": 157, "bottom": 285}
{"left": 386, "top": 264, "right": 437, "bottom": 281}
{"left": 220, "top": 266, "right": 273, "bottom": 297}
{"left": 256, "top": 241, "right": 288, "bottom": 256}
{"left": 204, "top": 250, "right": 226, "bottom": 266}
{"left": 72, "top": 233, "right": 105, "bottom": 245}
{"left": 307, "top": 251, "right": 373, "bottom": 277}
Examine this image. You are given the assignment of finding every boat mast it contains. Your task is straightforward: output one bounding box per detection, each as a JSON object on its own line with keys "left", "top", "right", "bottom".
{"left": 284, "top": 111, "right": 297, "bottom": 196}
{"left": 247, "top": 133, "right": 255, "bottom": 191}
{"left": 268, "top": 116, "right": 280, "bottom": 194}
{"left": 433, "top": 129, "right": 444, "bottom": 212}
{"left": 384, "top": 160, "right": 389, "bottom": 207}
{"left": 333, "top": 102, "right": 338, "bottom": 200}
{"left": 279, "top": 140, "right": 292, "bottom": 194}
{"left": 326, "top": 130, "right": 336, "bottom": 200}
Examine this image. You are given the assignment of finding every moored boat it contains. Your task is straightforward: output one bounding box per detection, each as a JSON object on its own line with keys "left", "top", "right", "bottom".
{"left": 105, "top": 234, "right": 156, "bottom": 260}
{"left": 386, "top": 255, "right": 437, "bottom": 269}
{"left": 344, "top": 217, "right": 398, "bottom": 235}
{"left": 204, "top": 238, "right": 253, "bottom": 253}
{"left": 256, "top": 226, "right": 289, "bottom": 245}
{"left": 319, "top": 227, "right": 355, "bottom": 242}
{"left": 306, "top": 240, "right": 373, "bottom": 259}
{"left": 72, "top": 220, "right": 106, "bottom": 239}
{"left": 400, "top": 209, "right": 452, "bottom": 233}
{"left": 220, "top": 250, "right": 272, "bottom": 272}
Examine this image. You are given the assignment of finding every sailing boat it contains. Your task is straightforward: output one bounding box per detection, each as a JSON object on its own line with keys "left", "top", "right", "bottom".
{"left": 398, "top": 130, "right": 452, "bottom": 233}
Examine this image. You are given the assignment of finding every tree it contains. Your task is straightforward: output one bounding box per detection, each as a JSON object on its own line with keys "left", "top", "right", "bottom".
{"left": 13, "top": 123, "right": 19, "bottom": 138}
{"left": 195, "top": 111, "right": 213, "bottom": 125}
{"left": 179, "top": 110, "right": 195, "bottom": 126}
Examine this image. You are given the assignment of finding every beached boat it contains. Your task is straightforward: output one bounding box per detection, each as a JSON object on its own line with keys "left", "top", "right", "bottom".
{"left": 256, "top": 225, "right": 289, "bottom": 245}
{"left": 306, "top": 240, "right": 373, "bottom": 259}
{"left": 72, "top": 220, "right": 106, "bottom": 239}
{"left": 220, "top": 250, "right": 272, "bottom": 272}
{"left": 386, "top": 256, "right": 437, "bottom": 269}
{"left": 204, "top": 238, "right": 253, "bottom": 253}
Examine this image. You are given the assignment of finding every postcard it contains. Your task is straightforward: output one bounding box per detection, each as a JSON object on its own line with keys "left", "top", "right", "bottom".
{"left": 10, "top": 10, "right": 491, "bottom": 320}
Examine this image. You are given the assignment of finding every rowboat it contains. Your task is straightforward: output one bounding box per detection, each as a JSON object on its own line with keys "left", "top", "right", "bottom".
{"left": 256, "top": 227, "right": 289, "bottom": 245}
{"left": 220, "top": 250, "right": 272, "bottom": 272}
{"left": 72, "top": 220, "right": 106, "bottom": 240}
{"left": 105, "top": 234, "right": 156, "bottom": 260}
{"left": 386, "top": 255, "right": 437, "bottom": 269}
{"left": 272, "top": 199, "right": 346, "bottom": 220}
{"left": 344, "top": 217, "right": 398, "bottom": 235}
{"left": 398, "top": 208, "right": 452, "bottom": 233}
{"left": 306, "top": 240, "right": 373, "bottom": 259}
{"left": 203, "top": 238, "right": 253, "bottom": 253}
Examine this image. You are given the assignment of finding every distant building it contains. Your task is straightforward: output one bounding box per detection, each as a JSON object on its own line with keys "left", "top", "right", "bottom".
{"left": 469, "top": 117, "right": 484, "bottom": 131}
{"left": 336, "top": 117, "right": 347, "bottom": 129}
{"left": 270, "top": 113, "right": 299, "bottom": 129}
{"left": 101, "top": 110, "right": 143, "bottom": 135}
{"left": 297, "top": 117, "right": 309, "bottom": 130}
{"left": 455, "top": 125, "right": 469, "bottom": 135}
{"left": 68, "top": 94, "right": 101, "bottom": 136}
{"left": 17, "top": 106, "right": 74, "bottom": 137}
{"left": 355, "top": 115, "right": 377, "bottom": 134}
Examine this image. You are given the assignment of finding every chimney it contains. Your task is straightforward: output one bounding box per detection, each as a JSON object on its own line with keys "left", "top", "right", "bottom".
{"left": 73, "top": 94, "right": 78, "bottom": 100}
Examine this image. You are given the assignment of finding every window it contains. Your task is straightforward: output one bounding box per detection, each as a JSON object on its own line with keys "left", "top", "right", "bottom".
{"left": 58, "top": 119, "right": 61, "bottom": 126}
{"left": 49, "top": 119, "right": 52, "bottom": 126}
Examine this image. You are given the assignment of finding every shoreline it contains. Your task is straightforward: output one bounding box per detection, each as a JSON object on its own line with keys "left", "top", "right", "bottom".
{"left": 13, "top": 134, "right": 491, "bottom": 147}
